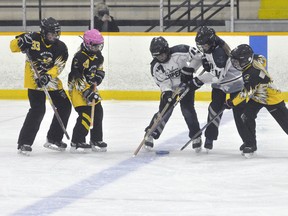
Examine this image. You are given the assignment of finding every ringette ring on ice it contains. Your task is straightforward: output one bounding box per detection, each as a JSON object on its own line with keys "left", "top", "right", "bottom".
{"left": 155, "top": 150, "right": 170, "bottom": 155}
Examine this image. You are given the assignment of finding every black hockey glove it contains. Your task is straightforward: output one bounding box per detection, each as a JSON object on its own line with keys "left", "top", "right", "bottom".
{"left": 202, "top": 56, "right": 211, "bottom": 72}
{"left": 83, "top": 88, "right": 100, "bottom": 104}
{"left": 180, "top": 67, "right": 194, "bottom": 83}
{"left": 17, "top": 33, "right": 33, "bottom": 53}
{"left": 91, "top": 70, "right": 105, "bottom": 85}
{"left": 35, "top": 74, "right": 51, "bottom": 88}
{"left": 188, "top": 77, "right": 204, "bottom": 91}
{"left": 224, "top": 99, "right": 234, "bottom": 109}
{"left": 161, "top": 91, "right": 173, "bottom": 104}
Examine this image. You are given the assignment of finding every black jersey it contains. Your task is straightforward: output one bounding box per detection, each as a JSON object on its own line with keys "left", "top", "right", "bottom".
{"left": 68, "top": 44, "right": 104, "bottom": 107}
{"left": 10, "top": 32, "right": 68, "bottom": 90}
{"left": 232, "top": 56, "right": 284, "bottom": 106}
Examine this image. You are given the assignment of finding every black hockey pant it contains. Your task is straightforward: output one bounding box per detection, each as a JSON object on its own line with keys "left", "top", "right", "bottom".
{"left": 71, "top": 102, "right": 103, "bottom": 144}
{"left": 205, "top": 88, "right": 246, "bottom": 143}
{"left": 18, "top": 89, "right": 71, "bottom": 146}
{"left": 145, "top": 88, "right": 201, "bottom": 139}
{"left": 241, "top": 100, "right": 288, "bottom": 148}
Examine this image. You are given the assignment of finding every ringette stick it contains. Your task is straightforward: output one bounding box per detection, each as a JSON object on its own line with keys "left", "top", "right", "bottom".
{"left": 90, "top": 83, "right": 97, "bottom": 128}
{"left": 180, "top": 107, "right": 225, "bottom": 151}
{"left": 26, "top": 51, "right": 70, "bottom": 140}
{"left": 133, "top": 83, "right": 189, "bottom": 156}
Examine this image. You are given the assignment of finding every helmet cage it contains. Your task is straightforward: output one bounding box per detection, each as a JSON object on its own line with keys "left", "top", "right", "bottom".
{"left": 196, "top": 43, "right": 212, "bottom": 53}
{"left": 231, "top": 44, "right": 254, "bottom": 70}
{"left": 40, "top": 17, "right": 61, "bottom": 44}
{"left": 84, "top": 43, "right": 104, "bottom": 53}
{"left": 154, "top": 52, "right": 169, "bottom": 62}
{"left": 150, "top": 37, "right": 170, "bottom": 62}
{"left": 83, "top": 29, "right": 104, "bottom": 53}
{"left": 45, "top": 32, "right": 60, "bottom": 43}
{"left": 195, "top": 26, "right": 216, "bottom": 53}
{"left": 231, "top": 55, "right": 254, "bottom": 71}
{"left": 231, "top": 58, "right": 242, "bottom": 71}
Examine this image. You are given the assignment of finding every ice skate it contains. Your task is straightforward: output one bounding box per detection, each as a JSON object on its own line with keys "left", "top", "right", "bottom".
{"left": 144, "top": 136, "right": 154, "bottom": 151}
{"left": 90, "top": 140, "right": 107, "bottom": 152}
{"left": 204, "top": 138, "right": 213, "bottom": 153}
{"left": 239, "top": 143, "right": 245, "bottom": 151}
{"left": 192, "top": 137, "right": 202, "bottom": 153}
{"left": 44, "top": 139, "right": 67, "bottom": 151}
{"left": 70, "top": 142, "right": 92, "bottom": 153}
{"left": 18, "top": 144, "right": 32, "bottom": 156}
{"left": 241, "top": 144, "right": 257, "bottom": 158}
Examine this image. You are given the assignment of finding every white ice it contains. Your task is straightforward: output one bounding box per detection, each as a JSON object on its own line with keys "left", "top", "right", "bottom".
{"left": 1, "top": 100, "right": 288, "bottom": 216}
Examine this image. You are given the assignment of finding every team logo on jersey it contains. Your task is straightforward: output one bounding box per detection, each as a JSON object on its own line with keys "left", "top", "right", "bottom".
{"left": 83, "top": 59, "right": 89, "bottom": 69}
{"left": 38, "top": 52, "right": 53, "bottom": 70}
{"left": 41, "top": 56, "right": 52, "bottom": 65}
{"left": 244, "top": 74, "right": 250, "bottom": 82}
{"left": 165, "top": 68, "right": 181, "bottom": 78}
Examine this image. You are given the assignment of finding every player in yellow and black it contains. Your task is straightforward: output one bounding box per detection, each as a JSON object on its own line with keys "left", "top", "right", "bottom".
{"left": 68, "top": 29, "right": 107, "bottom": 153}
{"left": 224, "top": 44, "right": 288, "bottom": 157}
{"left": 10, "top": 17, "right": 71, "bottom": 155}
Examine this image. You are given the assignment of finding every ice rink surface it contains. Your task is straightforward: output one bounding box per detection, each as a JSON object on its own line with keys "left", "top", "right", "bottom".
{"left": 1, "top": 100, "right": 288, "bottom": 216}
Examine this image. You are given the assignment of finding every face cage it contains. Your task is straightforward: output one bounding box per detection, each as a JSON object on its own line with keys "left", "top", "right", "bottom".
{"left": 45, "top": 31, "right": 60, "bottom": 43}
{"left": 153, "top": 52, "right": 169, "bottom": 63}
{"left": 196, "top": 44, "right": 211, "bottom": 53}
{"left": 86, "top": 43, "right": 104, "bottom": 53}
{"left": 231, "top": 58, "right": 243, "bottom": 71}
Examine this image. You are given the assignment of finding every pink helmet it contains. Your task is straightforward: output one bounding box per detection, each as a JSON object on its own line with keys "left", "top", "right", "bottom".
{"left": 83, "top": 29, "right": 104, "bottom": 46}
{"left": 83, "top": 29, "right": 104, "bottom": 53}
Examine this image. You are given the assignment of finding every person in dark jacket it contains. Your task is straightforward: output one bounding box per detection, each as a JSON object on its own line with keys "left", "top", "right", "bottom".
{"left": 92, "top": 3, "right": 119, "bottom": 32}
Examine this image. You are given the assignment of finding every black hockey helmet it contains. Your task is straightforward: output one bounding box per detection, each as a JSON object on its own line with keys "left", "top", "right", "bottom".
{"left": 230, "top": 44, "right": 254, "bottom": 70}
{"left": 150, "top": 36, "right": 170, "bottom": 62}
{"left": 40, "top": 17, "right": 61, "bottom": 44}
{"left": 195, "top": 26, "right": 216, "bottom": 53}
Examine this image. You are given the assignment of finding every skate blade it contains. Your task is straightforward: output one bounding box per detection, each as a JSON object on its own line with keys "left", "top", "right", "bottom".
{"left": 44, "top": 144, "right": 66, "bottom": 152}
{"left": 194, "top": 147, "right": 202, "bottom": 153}
{"left": 92, "top": 146, "right": 107, "bottom": 152}
{"left": 242, "top": 152, "right": 255, "bottom": 159}
{"left": 70, "top": 147, "right": 91, "bottom": 154}
{"left": 18, "top": 150, "right": 31, "bottom": 156}
{"left": 205, "top": 148, "right": 211, "bottom": 154}
{"left": 143, "top": 145, "right": 153, "bottom": 152}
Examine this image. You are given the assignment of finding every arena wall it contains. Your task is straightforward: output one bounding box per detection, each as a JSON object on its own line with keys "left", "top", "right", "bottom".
{"left": 1, "top": 32, "right": 288, "bottom": 101}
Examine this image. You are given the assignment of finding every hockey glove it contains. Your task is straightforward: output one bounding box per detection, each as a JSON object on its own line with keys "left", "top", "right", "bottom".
{"left": 91, "top": 70, "right": 105, "bottom": 85}
{"left": 161, "top": 91, "right": 173, "bottom": 104}
{"left": 17, "top": 33, "right": 33, "bottom": 53}
{"left": 35, "top": 74, "right": 51, "bottom": 88}
{"left": 188, "top": 77, "right": 204, "bottom": 91}
{"left": 83, "top": 88, "right": 100, "bottom": 104}
{"left": 202, "top": 56, "right": 211, "bottom": 72}
{"left": 224, "top": 99, "right": 234, "bottom": 109}
{"left": 180, "top": 67, "right": 194, "bottom": 83}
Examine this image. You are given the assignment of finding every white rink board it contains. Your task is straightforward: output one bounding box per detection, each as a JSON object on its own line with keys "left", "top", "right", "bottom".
{"left": 2, "top": 34, "right": 288, "bottom": 91}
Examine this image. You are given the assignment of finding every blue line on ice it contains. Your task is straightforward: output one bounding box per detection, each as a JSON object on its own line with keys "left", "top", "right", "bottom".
{"left": 10, "top": 134, "right": 184, "bottom": 216}
{"left": 10, "top": 117, "right": 231, "bottom": 215}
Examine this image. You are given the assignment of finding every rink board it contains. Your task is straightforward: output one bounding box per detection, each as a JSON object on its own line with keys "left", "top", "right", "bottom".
{"left": 1, "top": 32, "right": 288, "bottom": 100}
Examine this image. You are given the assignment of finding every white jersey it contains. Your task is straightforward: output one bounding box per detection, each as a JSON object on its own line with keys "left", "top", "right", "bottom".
{"left": 150, "top": 45, "right": 202, "bottom": 93}
{"left": 197, "top": 45, "right": 244, "bottom": 93}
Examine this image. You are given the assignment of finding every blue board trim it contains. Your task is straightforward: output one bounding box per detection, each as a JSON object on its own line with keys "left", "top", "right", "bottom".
{"left": 249, "top": 36, "right": 268, "bottom": 67}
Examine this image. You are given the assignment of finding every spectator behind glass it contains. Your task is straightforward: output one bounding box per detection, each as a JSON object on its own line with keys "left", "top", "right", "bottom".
{"left": 92, "top": 3, "right": 119, "bottom": 32}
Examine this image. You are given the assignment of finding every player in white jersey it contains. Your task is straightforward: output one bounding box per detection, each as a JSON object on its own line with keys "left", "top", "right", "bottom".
{"left": 189, "top": 26, "right": 246, "bottom": 151}
{"left": 143, "top": 36, "right": 203, "bottom": 152}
